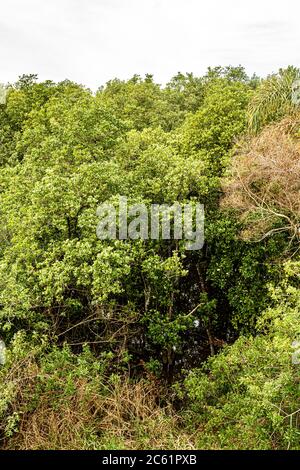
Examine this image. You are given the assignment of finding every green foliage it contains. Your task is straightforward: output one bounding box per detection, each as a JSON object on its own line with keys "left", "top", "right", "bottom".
{"left": 0, "top": 66, "right": 299, "bottom": 450}
{"left": 205, "top": 214, "right": 284, "bottom": 331}
{"left": 248, "top": 66, "right": 300, "bottom": 133}
{"left": 179, "top": 79, "right": 252, "bottom": 177}
{"left": 97, "top": 74, "right": 182, "bottom": 131}
{"left": 182, "top": 261, "right": 300, "bottom": 449}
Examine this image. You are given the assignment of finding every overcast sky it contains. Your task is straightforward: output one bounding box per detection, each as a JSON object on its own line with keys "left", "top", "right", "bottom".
{"left": 0, "top": 0, "right": 299, "bottom": 89}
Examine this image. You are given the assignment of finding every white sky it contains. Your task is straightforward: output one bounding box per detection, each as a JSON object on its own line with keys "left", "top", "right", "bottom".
{"left": 0, "top": 0, "right": 299, "bottom": 89}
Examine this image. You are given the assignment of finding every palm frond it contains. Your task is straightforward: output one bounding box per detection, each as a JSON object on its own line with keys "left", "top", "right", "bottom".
{"left": 248, "top": 66, "right": 300, "bottom": 133}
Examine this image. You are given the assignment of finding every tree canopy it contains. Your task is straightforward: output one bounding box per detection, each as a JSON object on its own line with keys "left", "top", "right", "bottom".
{"left": 0, "top": 66, "right": 299, "bottom": 450}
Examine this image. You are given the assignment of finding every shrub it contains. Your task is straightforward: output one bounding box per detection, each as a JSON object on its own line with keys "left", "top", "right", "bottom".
{"left": 181, "top": 261, "right": 300, "bottom": 450}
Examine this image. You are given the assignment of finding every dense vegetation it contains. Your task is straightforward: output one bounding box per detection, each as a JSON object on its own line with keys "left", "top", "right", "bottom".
{"left": 0, "top": 66, "right": 299, "bottom": 450}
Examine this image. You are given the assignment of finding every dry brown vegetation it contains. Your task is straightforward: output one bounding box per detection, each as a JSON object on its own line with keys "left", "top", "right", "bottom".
{"left": 222, "top": 115, "right": 300, "bottom": 244}
{"left": 1, "top": 353, "right": 195, "bottom": 450}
